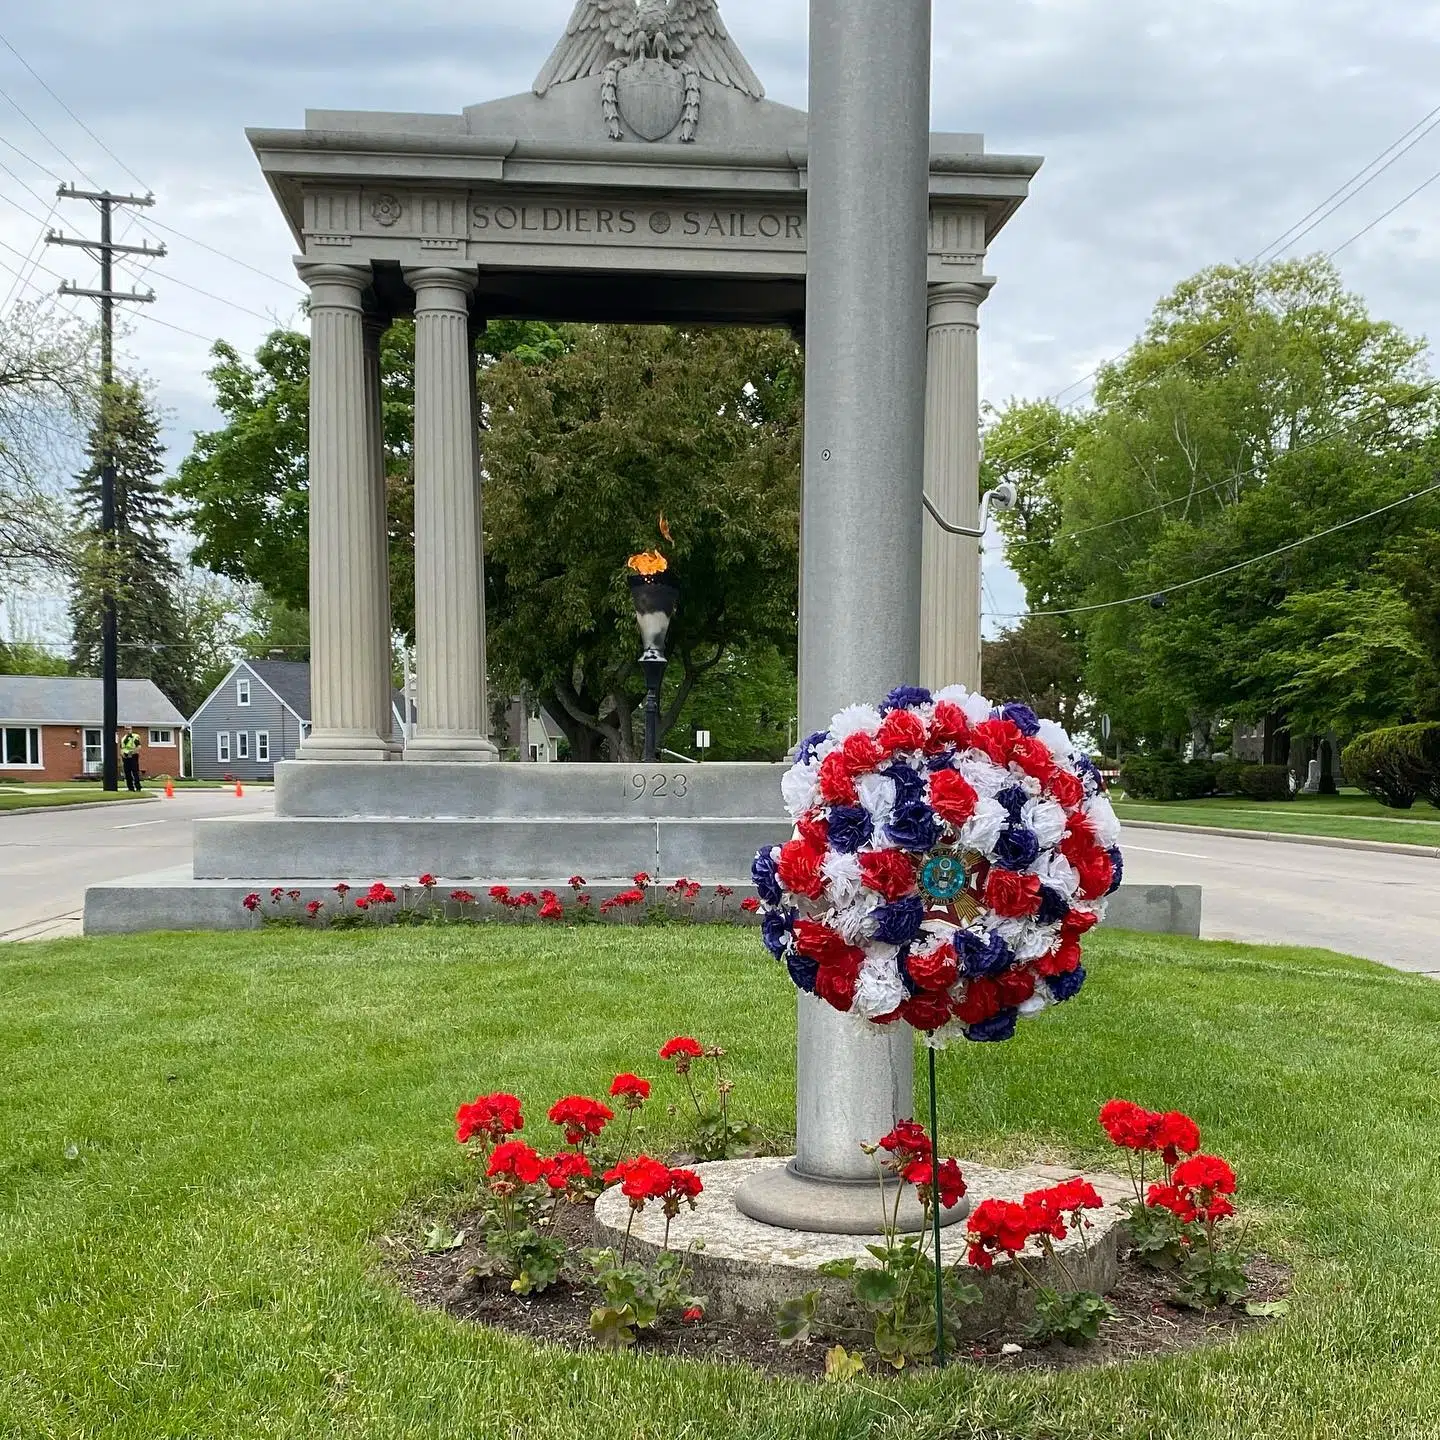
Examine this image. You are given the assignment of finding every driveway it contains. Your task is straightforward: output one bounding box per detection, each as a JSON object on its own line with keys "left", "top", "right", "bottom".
{"left": 0, "top": 790, "right": 274, "bottom": 940}
{"left": 1123, "top": 826, "right": 1440, "bottom": 975}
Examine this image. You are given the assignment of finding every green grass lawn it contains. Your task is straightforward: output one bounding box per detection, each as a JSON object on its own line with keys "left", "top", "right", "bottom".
{"left": 3, "top": 925, "right": 1439, "bottom": 1439}
{"left": 0, "top": 789, "right": 152, "bottom": 811}
{"left": 1115, "top": 791, "right": 1440, "bottom": 847}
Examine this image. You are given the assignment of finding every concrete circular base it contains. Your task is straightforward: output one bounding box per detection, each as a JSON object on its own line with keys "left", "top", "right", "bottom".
{"left": 734, "top": 1158, "right": 970, "bottom": 1235}
{"left": 594, "top": 1156, "right": 1132, "bottom": 1333}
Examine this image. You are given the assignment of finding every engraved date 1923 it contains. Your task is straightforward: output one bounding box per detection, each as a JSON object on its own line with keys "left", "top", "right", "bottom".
{"left": 624, "top": 772, "right": 690, "bottom": 801}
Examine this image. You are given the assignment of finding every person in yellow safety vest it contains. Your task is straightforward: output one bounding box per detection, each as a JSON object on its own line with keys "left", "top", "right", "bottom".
{"left": 120, "top": 728, "right": 142, "bottom": 792}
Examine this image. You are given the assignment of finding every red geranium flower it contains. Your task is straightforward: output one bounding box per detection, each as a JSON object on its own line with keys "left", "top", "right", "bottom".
{"left": 1155, "top": 1111, "right": 1202, "bottom": 1166}
{"left": 603, "top": 1153, "right": 672, "bottom": 1208}
{"left": 450, "top": 889, "right": 476, "bottom": 904}
{"left": 965, "top": 1196, "right": 1047, "bottom": 1270}
{"left": 1172, "top": 1154, "right": 1236, "bottom": 1196}
{"left": 270, "top": 887, "right": 284, "bottom": 901}
{"left": 857, "top": 849, "right": 919, "bottom": 902}
{"left": 242, "top": 892, "right": 261, "bottom": 912}
{"left": 487, "top": 1140, "right": 545, "bottom": 1185}
{"left": 354, "top": 898, "right": 369, "bottom": 911}
{"left": 456, "top": 1092, "right": 524, "bottom": 1145}
{"left": 609, "top": 1073, "right": 650, "bottom": 1107}
{"left": 740, "top": 896, "right": 761, "bottom": 913}
{"left": 489, "top": 885, "right": 510, "bottom": 901}
{"left": 568, "top": 875, "right": 586, "bottom": 890}
{"left": 878, "top": 1119, "right": 932, "bottom": 1168}
{"left": 904, "top": 1156, "right": 967, "bottom": 1211}
{"left": 418, "top": 873, "right": 436, "bottom": 889}
{"left": 547, "top": 1095, "right": 614, "bottom": 1147}
{"left": 661, "top": 1166, "right": 704, "bottom": 1217}
{"left": 538, "top": 895, "right": 565, "bottom": 920}
{"left": 1099, "top": 1099, "right": 1162, "bottom": 1151}
{"left": 1145, "top": 1181, "right": 1199, "bottom": 1224}
{"left": 333, "top": 882, "right": 350, "bottom": 897}
{"left": 681, "top": 1306, "right": 704, "bottom": 1324}
{"left": 928, "top": 769, "right": 979, "bottom": 825}
{"left": 305, "top": 899, "right": 323, "bottom": 917}
{"left": 632, "top": 872, "right": 651, "bottom": 887}
{"left": 1025, "top": 1177, "right": 1104, "bottom": 1225}
{"left": 541, "top": 1150, "right": 594, "bottom": 1192}
{"left": 659, "top": 1036, "right": 705, "bottom": 1074}
{"left": 715, "top": 884, "right": 734, "bottom": 898}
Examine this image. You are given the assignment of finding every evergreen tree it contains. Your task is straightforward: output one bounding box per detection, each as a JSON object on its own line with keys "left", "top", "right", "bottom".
{"left": 69, "top": 381, "right": 201, "bottom": 712}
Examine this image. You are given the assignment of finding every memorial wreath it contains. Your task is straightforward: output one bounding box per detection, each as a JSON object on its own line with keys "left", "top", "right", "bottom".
{"left": 752, "top": 685, "right": 1123, "bottom": 1044}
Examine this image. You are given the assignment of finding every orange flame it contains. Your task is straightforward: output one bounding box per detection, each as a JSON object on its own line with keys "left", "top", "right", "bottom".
{"left": 628, "top": 550, "right": 669, "bottom": 577}
{"left": 658, "top": 512, "right": 673, "bottom": 543}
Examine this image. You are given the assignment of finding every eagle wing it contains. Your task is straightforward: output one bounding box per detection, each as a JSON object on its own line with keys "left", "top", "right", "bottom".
{"left": 532, "top": 0, "right": 636, "bottom": 95}
{"left": 665, "top": 0, "right": 765, "bottom": 99}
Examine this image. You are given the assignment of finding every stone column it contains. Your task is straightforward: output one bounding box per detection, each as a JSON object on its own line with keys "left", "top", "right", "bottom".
{"left": 296, "top": 262, "right": 393, "bottom": 763}
{"left": 404, "top": 267, "right": 497, "bottom": 763}
{"left": 920, "top": 280, "right": 993, "bottom": 692}
{"left": 737, "top": 0, "right": 932, "bottom": 1234}
{"left": 363, "top": 314, "right": 401, "bottom": 754}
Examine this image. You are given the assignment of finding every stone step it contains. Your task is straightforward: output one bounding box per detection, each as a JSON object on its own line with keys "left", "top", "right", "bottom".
{"left": 192, "top": 814, "right": 783, "bottom": 882}
{"left": 273, "top": 759, "right": 790, "bottom": 820}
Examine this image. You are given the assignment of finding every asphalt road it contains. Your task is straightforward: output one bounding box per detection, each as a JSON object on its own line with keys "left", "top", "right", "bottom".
{"left": 1122, "top": 825, "right": 1440, "bottom": 976}
{"left": 0, "top": 790, "right": 274, "bottom": 941}
{"left": 2, "top": 798, "right": 1435, "bottom": 972}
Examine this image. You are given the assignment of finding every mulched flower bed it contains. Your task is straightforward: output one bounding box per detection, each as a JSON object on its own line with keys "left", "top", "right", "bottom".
{"left": 386, "top": 1199, "right": 1291, "bottom": 1379}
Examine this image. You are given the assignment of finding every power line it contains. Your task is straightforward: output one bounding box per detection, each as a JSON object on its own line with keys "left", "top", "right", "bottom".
{"left": 994, "top": 479, "right": 1440, "bottom": 619}
{"left": 1327, "top": 164, "right": 1440, "bottom": 259}
{"left": 0, "top": 82, "right": 96, "bottom": 186}
{"left": 0, "top": 130, "right": 62, "bottom": 183}
{"left": 0, "top": 31, "right": 148, "bottom": 191}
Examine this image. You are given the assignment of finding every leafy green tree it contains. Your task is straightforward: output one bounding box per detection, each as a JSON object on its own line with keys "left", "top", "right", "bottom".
{"left": 482, "top": 324, "right": 802, "bottom": 760}
{"left": 986, "top": 257, "right": 1440, "bottom": 751}
{"left": 0, "top": 639, "right": 68, "bottom": 676}
{"left": 69, "top": 380, "right": 203, "bottom": 712}
{"left": 981, "top": 615, "right": 1087, "bottom": 734}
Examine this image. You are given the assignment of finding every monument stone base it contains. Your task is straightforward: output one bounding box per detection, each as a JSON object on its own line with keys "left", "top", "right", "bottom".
{"left": 593, "top": 1156, "right": 1129, "bottom": 1332}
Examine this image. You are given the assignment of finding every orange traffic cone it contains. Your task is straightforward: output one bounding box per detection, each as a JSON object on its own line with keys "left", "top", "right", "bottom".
{"left": 163, "top": 778, "right": 175, "bottom": 799}
{"left": 234, "top": 780, "right": 244, "bottom": 798}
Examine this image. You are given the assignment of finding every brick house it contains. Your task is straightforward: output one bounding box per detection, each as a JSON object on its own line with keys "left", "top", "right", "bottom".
{"left": 0, "top": 676, "right": 188, "bottom": 783}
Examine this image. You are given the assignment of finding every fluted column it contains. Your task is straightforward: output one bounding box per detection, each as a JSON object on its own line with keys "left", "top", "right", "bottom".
{"left": 920, "top": 280, "right": 993, "bottom": 692}
{"left": 296, "top": 262, "right": 393, "bottom": 762}
{"left": 363, "top": 314, "right": 401, "bottom": 754}
{"left": 404, "top": 267, "right": 497, "bottom": 762}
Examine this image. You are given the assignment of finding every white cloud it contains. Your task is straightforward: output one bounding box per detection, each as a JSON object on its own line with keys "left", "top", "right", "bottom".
{"left": 3, "top": 0, "right": 1438, "bottom": 635}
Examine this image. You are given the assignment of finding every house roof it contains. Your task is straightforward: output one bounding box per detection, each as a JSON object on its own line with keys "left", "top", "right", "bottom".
{"left": 0, "top": 675, "right": 187, "bottom": 727}
{"left": 245, "top": 659, "right": 312, "bottom": 720}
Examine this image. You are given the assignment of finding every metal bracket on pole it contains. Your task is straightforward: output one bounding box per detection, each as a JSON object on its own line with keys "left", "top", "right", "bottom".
{"left": 922, "top": 481, "right": 1018, "bottom": 538}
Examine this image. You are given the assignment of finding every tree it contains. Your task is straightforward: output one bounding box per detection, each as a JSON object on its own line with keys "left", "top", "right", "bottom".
{"left": 985, "top": 257, "right": 1440, "bottom": 751}
{"left": 980, "top": 615, "right": 1086, "bottom": 735}
{"left": 0, "top": 639, "right": 68, "bottom": 676}
{"left": 69, "top": 380, "right": 204, "bottom": 711}
{"left": 481, "top": 324, "right": 802, "bottom": 760}
{"left": 0, "top": 300, "right": 93, "bottom": 579}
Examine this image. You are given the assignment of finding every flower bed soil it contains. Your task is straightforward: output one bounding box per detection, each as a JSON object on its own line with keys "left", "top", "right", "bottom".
{"left": 388, "top": 1199, "right": 1290, "bottom": 1379}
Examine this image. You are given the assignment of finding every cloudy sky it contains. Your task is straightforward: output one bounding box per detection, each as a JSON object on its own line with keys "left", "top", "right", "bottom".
{"left": 2, "top": 0, "right": 1438, "bottom": 635}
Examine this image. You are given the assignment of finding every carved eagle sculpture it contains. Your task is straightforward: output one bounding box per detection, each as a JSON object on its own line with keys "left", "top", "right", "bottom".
{"left": 534, "top": 0, "right": 765, "bottom": 138}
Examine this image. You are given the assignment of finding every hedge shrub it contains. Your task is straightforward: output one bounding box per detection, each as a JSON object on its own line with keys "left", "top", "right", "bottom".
{"left": 1341, "top": 724, "right": 1440, "bottom": 809}
{"left": 1118, "top": 755, "right": 1217, "bottom": 802}
{"left": 1235, "top": 764, "right": 1293, "bottom": 801}
{"left": 1214, "top": 759, "right": 1250, "bottom": 795}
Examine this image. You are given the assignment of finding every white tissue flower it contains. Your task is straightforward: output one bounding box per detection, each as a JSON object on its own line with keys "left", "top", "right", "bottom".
{"left": 853, "top": 954, "right": 906, "bottom": 1019}
{"left": 820, "top": 851, "right": 863, "bottom": 908}
{"left": 933, "top": 684, "right": 973, "bottom": 706}
{"left": 829, "top": 703, "right": 883, "bottom": 740}
{"left": 1085, "top": 794, "right": 1122, "bottom": 847}
{"left": 1022, "top": 798, "right": 1067, "bottom": 849}
{"left": 1031, "top": 850, "right": 1079, "bottom": 898}
{"left": 1036, "top": 718, "right": 1072, "bottom": 761}
{"left": 959, "top": 796, "right": 1007, "bottom": 855}
{"left": 960, "top": 691, "right": 992, "bottom": 725}
{"left": 781, "top": 764, "right": 819, "bottom": 818}
{"left": 834, "top": 891, "right": 881, "bottom": 945}
{"left": 956, "top": 754, "right": 1008, "bottom": 799}
{"left": 856, "top": 772, "right": 897, "bottom": 828}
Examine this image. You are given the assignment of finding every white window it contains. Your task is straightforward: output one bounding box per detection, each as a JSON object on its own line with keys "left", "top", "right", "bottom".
{"left": 1, "top": 726, "right": 42, "bottom": 767}
{"left": 217, "top": 732, "right": 231, "bottom": 763}
{"left": 237, "top": 731, "right": 250, "bottom": 760}
{"left": 256, "top": 731, "right": 270, "bottom": 762}
{"left": 149, "top": 729, "right": 175, "bottom": 747}
{"left": 83, "top": 728, "right": 102, "bottom": 773}
{"left": 237, "top": 677, "right": 251, "bottom": 706}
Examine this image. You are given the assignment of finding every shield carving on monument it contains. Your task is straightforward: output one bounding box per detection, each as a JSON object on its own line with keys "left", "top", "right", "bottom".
{"left": 616, "top": 58, "right": 686, "bottom": 141}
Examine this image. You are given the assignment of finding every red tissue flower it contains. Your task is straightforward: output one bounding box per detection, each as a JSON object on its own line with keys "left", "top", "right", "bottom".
{"left": 995, "top": 966, "right": 1037, "bottom": 1008}
{"left": 984, "top": 867, "right": 1041, "bottom": 918}
{"left": 455, "top": 1092, "right": 524, "bottom": 1145}
{"left": 952, "top": 975, "right": 1001, "bottom": 1026}
{"left": 776, "top": 838, "right": 826, "bottom": 899}
{"left": 487, "top": 1140, "right": 545, "bottom": 1186}
{"left": 970, "top": 716, "right": 1022, "bottom": 767}
{"left": 609, "top": 1073, "right": 650, "bottom": 1105}
{"left": 899, "top": 992, "right": 952, "bottom": 1032}
{"left": 857, "top": 848, "right": 918, "bottom": 902}
{"left": 1010, "top": 735, "right": 1057, "bottom": 784}
{"left": 1073, "top": 848, "right": 1114, "bottom": 901}
{"left": 1036, "top": 937, "right": 1083, "bottom": 977}
{"left": 816, "top": 749, "right": 859, "bottom": 805}
{"left": 1047, "top": 768, "right": 1085, "bottom": 809}
{"left": 905, "top": 941, "right": 958, "bottom": 993}
{"left": 876, "top": 706, "right": 926, "bottom": 754}
{"left": 927, "top": 700, "right": 971, "bottom": 750}
{"left": 792, "top": 918, "right": 861, "bottom": 968}
{"left": 547, "top": 1095, "right": 614, "bottom": 1146}
{"left": 928, "top": 769, "right": 979, "bottom": 826}
{"left": 814, "top": 963, "right": 859, "bottom": 1012}
{"left": 795, "top": 810, "right": 830, "bottom": 851}
{"left": 841, "top": 730, "right": 885, "bottom": 776}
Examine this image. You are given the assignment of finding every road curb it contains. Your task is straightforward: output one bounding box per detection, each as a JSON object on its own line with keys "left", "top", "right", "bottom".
{"left": 0, "top": 797, "right": 157, "bottom": 819}
{"left": 1122, "top": 818, "right": 1440, "bottom": 860}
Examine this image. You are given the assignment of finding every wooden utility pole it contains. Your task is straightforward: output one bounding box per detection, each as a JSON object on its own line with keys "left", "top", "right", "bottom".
{"left": 47, "top": 187, "right": 164, "bottom": 791}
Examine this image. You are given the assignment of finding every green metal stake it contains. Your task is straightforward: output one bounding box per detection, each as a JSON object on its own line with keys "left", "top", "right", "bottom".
{"left": 928, "top": 1042, "right": 946, "bottom": 1368}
